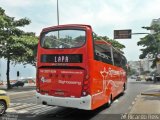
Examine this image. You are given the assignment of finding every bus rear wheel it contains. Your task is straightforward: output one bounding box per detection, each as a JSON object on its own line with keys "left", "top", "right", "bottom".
{"left": 122, "top": 83, "right": 126, "bottom": 94}
{"left": 106, "top": 94, "right": 112, "bottom": 107}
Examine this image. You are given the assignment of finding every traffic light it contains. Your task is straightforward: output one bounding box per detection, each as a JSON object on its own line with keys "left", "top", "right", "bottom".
{"left": 17, "top": 71, "right": 20, "bottom": 77}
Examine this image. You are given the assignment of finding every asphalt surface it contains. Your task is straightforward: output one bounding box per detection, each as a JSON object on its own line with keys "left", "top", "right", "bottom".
{"left": 4, "top": 86, "right": 35, "bottom": 93}
{"left": 2, "top": 79, "right": 159, "bottom": 120}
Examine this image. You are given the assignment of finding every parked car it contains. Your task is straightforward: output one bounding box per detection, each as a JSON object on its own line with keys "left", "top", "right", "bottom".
{"left": 145, "top": 75, "right": 154, "bottom": 81}
{"left": 136, "top": 75, "right": 144, "bottom": 81}
{"left": 145, "top": 72, "right": 160, "bottom": 82}
{"left": 136, "top": 76, "right": 141, "bottom": 81}
{"left": 0, "top": 90, "right": 10, "bottom": 115}
{"left": 130, "top": 75, "right": 137, "bottom": 79}
{"left": 154, "top": 73, "right": 160, "bottom": 82}
{"left": 11, "top": 81, "right": 24, "bottom": 87}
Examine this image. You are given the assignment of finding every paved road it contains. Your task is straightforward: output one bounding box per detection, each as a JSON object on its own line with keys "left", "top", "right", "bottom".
{"left": 6, "top": 86, "right": 35, "bottom": 93}
{"left": 3, "top": 79, "right": 159, "bottom": 120}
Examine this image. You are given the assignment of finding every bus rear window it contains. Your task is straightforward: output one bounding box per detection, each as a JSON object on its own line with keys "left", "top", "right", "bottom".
{"left": 41, "top": 29, "right": 86, "bottom": 49}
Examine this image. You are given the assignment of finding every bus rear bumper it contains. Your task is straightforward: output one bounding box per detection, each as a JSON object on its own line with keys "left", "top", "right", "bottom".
{"left": 36, "top": 92, "right": 92, "bottom": 110}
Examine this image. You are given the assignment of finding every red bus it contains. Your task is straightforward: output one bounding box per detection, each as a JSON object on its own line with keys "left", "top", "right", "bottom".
{"left": 36, "top": 24, "right": 127, "bottom": 110}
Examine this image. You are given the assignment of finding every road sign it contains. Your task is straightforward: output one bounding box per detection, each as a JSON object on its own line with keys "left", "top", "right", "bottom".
{"left": 114, "top": 29, "right": 132, "bottom": 39}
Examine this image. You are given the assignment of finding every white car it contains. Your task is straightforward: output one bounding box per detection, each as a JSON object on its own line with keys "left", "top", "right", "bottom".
{"left": 145, "top": 75, "right": 154, "bottom": 81}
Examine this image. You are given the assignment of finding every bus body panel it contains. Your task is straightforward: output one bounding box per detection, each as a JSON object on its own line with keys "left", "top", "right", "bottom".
{"left": 36, "top": 92, "right": 92, "bottom": 110}
{"left": 37, "top": 25, "right": 91, "bottom": 110}
{"left": 88, "top": 59, "right": 126, "bottom": 110}
{"left": 38, "top": 69, "right": 85, "bottom": 98}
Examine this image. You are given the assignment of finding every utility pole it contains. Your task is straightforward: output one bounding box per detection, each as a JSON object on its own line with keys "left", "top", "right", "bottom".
{"left": 57, "top": 0, "right": 59, "bottom": 25}
{"left": 57, "top": 0, "right": 60, "bottom": 39}
{"left": 0, "top": 59, "right": 1, "bottom": 82}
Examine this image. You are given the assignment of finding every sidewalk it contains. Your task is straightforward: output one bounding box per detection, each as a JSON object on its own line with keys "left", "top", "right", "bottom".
{"left": 130, "top": 88, "right": 160, "bottom": 114}
{"left": 8, "top": 90, "right": 36, "bottom": 99}
{"left": 0, "top": 85, "right": 35, "bottom": 92}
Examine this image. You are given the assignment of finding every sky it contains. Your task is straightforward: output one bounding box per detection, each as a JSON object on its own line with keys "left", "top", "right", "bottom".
{"left": 0, "top": 0, "right": 160, "bottom": 80}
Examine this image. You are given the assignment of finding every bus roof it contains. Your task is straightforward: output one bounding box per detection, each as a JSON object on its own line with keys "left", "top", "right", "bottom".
{"left": 41, "top": 24, "right": 92, "bottom": 32}
{"left": 95, "top": 40, "right": 112, "bottom": 46}
{"left": 95, "top": 40, "right": 125, "bottom": 56}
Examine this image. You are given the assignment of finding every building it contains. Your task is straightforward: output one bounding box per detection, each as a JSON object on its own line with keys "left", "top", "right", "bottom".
{"left": 128, "top": 59, "right": 155, "bottom": 75}
{"left": 151, "top": 18, "right": 160, "bottom": 34}
{"left": 140, "top": 58, "right": 155, "bottom": 72}
{"left": 128, "top": 61, "right": 142, "bottom": 75}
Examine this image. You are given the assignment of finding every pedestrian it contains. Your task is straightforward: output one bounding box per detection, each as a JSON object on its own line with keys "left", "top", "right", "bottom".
{"left": 153, "top": 73, "right": 157, "bottom": 83}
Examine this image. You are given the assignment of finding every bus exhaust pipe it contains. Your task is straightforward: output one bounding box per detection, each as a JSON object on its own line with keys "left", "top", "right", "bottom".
{"left": 42, "top": 101, "right": 47, "bottom": 105}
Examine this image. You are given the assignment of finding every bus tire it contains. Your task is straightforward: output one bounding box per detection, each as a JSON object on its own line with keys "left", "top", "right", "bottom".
{"left": 106, "top": 94, "right": 112, "bottom": 107}
{"left": 124, "top": 83, "right": 126, "bottom": 90}
{"left": 121, "top": 83, "right": 126, "bottom": 95}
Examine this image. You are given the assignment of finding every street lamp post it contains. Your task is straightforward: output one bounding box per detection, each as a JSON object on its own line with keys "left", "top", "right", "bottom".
{"left": 57, "top": 0, "right": 59, "bottom": 25}
{"left": 57, "top": 0, "right": 60, "bottom": 39}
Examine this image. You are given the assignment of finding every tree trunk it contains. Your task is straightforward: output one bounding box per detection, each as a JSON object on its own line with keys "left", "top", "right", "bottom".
{"left": 6, "top": 55, "right": 11, "bottom": 89}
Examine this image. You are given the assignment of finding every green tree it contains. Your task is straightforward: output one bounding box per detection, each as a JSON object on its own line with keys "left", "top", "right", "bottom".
{"left": 137, "top": 24, "right": 160, "bottom": 68}
{"left": 93, "top": 33, "right": 125, "bottom": 52}
{"left": 0, "top": 7, "right": 38, "bottom": 89}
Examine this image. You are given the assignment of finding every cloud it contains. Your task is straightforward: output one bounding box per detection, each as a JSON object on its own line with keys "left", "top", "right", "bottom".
{"left": 58, "top": 0, "right": 128, "bottom": 26}
{"left": 0, "top": 0, "right": 33, "bottom": 7}
{"left": 0, "top": 0, "right": 160, "bottom": 61}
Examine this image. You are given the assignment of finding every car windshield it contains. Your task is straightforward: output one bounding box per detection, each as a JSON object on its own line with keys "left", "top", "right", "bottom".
{"left": 41, "top": 29, "right": 86, "bottom": 49}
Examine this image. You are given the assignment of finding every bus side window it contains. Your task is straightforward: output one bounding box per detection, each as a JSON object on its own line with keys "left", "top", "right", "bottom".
{"left": 113, "top": 51, "right": 121, "bottom": 67}
{"left": 94, "top": 50, "right": 102, "bottom": 61}
{"left": 94, "top": 43, "right": 112, "bottom": 65}
{"left": 121, "top": 56, "right": 127, "bottom": 71}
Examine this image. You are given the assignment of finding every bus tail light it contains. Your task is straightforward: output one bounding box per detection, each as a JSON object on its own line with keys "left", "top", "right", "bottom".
{"left": 82, "top": 74, "right": 90, "bottom": 97}
{"left": 36, "top": 69, "right": 40, "bottom": 93}
{"left": 82, "top": 91, "right": 87, "bottom": 96}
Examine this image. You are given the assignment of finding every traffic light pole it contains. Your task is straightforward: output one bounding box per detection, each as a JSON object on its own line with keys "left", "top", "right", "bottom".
{"left": 57, "top": 0, "right": 59, "bottom": 25}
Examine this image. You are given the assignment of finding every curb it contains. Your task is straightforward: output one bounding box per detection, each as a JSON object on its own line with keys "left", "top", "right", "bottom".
{"left": 129, "top": 94, "right": 160, "bottom": 114}
{"left": 141, "top": 93, "right": 160, "bottom": 96}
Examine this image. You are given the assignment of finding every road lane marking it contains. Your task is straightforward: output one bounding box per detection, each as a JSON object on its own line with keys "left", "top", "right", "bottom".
{"left": 9, "top": 103, "right": 23, "bottom": 107}
{"left": 11, "top": 104, "right": 35, "bottom": 110}
{"left": 7, "top": 103, "right": 56, "bottom": 115}
{"left": 6, "top": 108, "right": 17, "bottom": 113}
{"left": 32, "top": 106, "right": 56, "bottom": 115}
{"left": 24, "top": 105, "right": 52, "bottom": 111}
{"left": 13, "top": 97, "right": 35, "bottom": 102}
